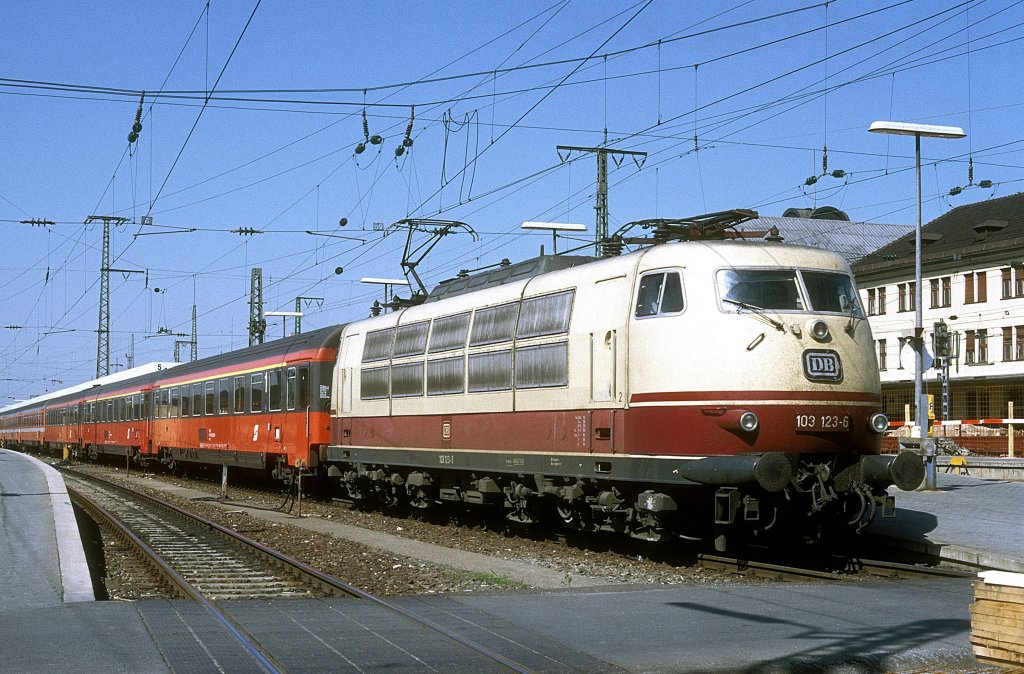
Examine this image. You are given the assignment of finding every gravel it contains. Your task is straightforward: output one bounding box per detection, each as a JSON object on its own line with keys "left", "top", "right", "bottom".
{"left": 69, "top": 463, "right": 748, "bottom": 599}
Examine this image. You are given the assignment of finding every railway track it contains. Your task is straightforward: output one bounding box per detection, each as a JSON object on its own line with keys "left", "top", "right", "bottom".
{"left": 694, "top": 552, "right": 975, "bottom": 582}
{"left": 62, "top": 468, "right": 532, "bottom": 674}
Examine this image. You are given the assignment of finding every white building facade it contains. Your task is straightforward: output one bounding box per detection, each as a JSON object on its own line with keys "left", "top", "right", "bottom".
{"left": 852, "top": 192, "right": 1024, "bottom": 430}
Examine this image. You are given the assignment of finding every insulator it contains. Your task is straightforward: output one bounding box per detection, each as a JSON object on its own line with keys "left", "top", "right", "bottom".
{"left": 948, "top": 186, "right": 963, "bottom": 196}
{"left": 822, "top": 145, "right": 828, "bottom": 174}
{"left": 968, "top": 156, "right": 974, "bottom": 184}
{"left": 339, "top": 217, "right": 348, "bottom": 227}
{"left": 362, "top": 109, "right": 369, "bottom": 139}
{"left": 128, "top": 131, "right": 138, "bottom": 143}
{"left": 653, "top": 229, "right": 672, "bottom": 245}
{"left": 804, "top": 175, "right": 818, "bottom": 186}
{"left": 369, "top": 134, "right": 382, "bottom": 145}
{"left": 979, "top": 179, "right": 993, "bottom": 189}
{"left": 132, "top": 121, "right": 142, "bottom": 134}
{"left": 602, "top": 237, "right": 624, "bottom": 257}
{"left": 355, "top": 143, "right": 365, "bottom": 155}
{"left": 334, "top": 266, "right": 344, "bottom": 275}
{"left": 830, "top": 169, "right": 846, "bottom": 179}
{"left": 395, "top": 145, "right": 405, "bottom": 157}
{"left": 403, "top": 137, "right": 413, "bottom": 147}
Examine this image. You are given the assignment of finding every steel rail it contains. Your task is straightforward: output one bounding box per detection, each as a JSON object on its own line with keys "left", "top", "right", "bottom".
{"left": 64, "top": 468, "right": 531, "bottom": 674}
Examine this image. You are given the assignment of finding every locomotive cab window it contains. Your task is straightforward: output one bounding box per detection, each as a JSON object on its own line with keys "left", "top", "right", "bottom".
{"left": 801, "top": 271, "right": 864, "bottom": 315}
{"left": 635, "top": 272, "right": 684, "bottom": 317}
{"left": 718, "top": 269, "right": 803, "bottom": 311}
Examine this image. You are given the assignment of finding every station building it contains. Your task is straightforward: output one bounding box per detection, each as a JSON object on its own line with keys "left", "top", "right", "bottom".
{"left": 851, "top": 191, "right": 1024, "bottom": 454}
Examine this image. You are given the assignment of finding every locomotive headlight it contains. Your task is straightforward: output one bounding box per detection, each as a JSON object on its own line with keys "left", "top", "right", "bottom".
{"left": 739, "top": 411, "right": 759, "bottom": 432}
{"left": 807, "top": 319, "right": 831, "bottom": 342}
{"left": 869, "top": 413, "right": 889, "bottom": 433}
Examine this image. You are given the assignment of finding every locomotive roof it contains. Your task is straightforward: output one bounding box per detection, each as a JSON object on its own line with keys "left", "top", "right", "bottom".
{"left": 426, "top": 255, "right": 595, "bottom": 302}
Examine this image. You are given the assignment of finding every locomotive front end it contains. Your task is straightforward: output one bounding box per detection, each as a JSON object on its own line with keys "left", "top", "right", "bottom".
{"left": 627, "top": 242, "right": 923, "bottom": 548}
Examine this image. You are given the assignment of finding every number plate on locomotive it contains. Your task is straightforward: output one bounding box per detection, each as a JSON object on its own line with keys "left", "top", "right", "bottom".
{"left": 795, "top": 414, "right": 851, "bottom": 432}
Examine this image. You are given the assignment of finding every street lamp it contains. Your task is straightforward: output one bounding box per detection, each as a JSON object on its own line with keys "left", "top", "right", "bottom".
{"left": 521, "top": 221, "right": 587, "bottom": 255}
{"left": 869, "top": 120, "right": 965, "bottom": 490}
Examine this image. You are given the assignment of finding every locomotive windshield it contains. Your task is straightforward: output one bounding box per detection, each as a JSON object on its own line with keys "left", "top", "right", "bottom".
{"left": 717, "top": 268, "right": 863, "bottom": 315}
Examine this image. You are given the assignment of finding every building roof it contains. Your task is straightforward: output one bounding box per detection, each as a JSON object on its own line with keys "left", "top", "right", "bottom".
{"left": 737, "top": 216, "right": 913, "bottom": 264}
{"left": 852, "top": 191, "right": 1024, "bottom": 281}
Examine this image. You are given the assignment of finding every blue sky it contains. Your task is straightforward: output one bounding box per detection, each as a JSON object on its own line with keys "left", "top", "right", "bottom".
{"left": 2, "top": 0, "right": 1022, "bottom": 402}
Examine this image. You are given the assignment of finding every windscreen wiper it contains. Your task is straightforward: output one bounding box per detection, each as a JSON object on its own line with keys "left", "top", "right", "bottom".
{"left": 722, "top": 298, "right": 786, "bottom": 332}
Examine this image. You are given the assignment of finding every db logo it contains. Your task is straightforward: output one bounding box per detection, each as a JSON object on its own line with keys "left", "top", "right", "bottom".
{"left": 803, "top": 349, "right": 843, "bottom": 382}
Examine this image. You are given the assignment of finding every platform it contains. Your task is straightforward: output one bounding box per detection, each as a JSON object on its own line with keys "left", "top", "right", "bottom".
{"left": 868, "top": 471, "right": 1024, "bottom": 572}
{"left": 0, "top": 448, "right": 93, "bottom": 608}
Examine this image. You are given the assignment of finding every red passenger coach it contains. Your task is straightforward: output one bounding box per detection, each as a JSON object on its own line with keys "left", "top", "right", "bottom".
{"left": 0, "top": 326, "right": 342, "bottom": 481}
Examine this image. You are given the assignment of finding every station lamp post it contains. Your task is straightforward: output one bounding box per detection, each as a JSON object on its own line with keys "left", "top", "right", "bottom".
{"left": 869, "top": 121, "right": 965, "bottom": 490}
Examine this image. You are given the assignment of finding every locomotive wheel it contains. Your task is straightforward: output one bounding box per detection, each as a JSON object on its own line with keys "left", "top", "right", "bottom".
{"left": 406, "top": 486, "right": 433, "bottom": 509}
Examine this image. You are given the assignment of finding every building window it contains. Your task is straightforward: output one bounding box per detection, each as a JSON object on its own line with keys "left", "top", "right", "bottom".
{"left": 897, "top": 282, "right": 916, "bottom": 312}
{"left": 867, "top": 289, "right": 876, "bottom": 316}
{"left": 1004, "top": 327, "right": 1014, "bottom": 361}
{"left": 1017, "top": 326, "right": 1024, "bottom": 361}
{"left": 1003, "top": 268, "right": 1013, "bottom": 299}
{"left": 965, "top": 271, "right": 987, "bottom": 304}
{"left": 930, "top": 277, "right": 951, "bottom": 308}
{"left": 877, "top": 339, "right": 887, "bottom": 371}
{"left": 1016, "top": 267, "right": 1024, "bottom": 297}
{"left": 966, "top": 329, "right": 990, "bottom": 364}
{"left": 877, "top": 287, "right": 886, "bottom": 314}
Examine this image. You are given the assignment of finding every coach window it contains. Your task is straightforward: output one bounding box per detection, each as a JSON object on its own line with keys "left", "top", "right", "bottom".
{"left": 218, "top": 379, "right": 230, "bottom": 414}
{"left": 192, "top": 384, "right": 203, "bottom": 416}
{"left": 158, "top": 390, "right": 170, "bottom": 419}
{"left": 297, "top": 367, "right": 310, "bottom": 409}
{"left": 268, "top": 370, "right": 282, "bottom": 411}
{"left": 286, "top": 367, "right": 297, "bottom": 410}
{"left": 233, "top": 376, "right": 245, "bottom": 414}
{"left": 142, "top": 394, "right": 152, "bottom": 420}
{"left": 169, "top": 388, "right": 179, "bottom": 418}
{"left": 635, "top": 271, "right": 684, "bottom": 318}
{"left": 108, "top": 399, "right": 115, "bottom": 421}
{"left": 181, "top": 389, "right": 191, "bottom": 417}
{"left": 204, "top": 382, "right": 216, "bottom": 416}
{"left": 251, "top": 373, "right": 265, "bottom": 412}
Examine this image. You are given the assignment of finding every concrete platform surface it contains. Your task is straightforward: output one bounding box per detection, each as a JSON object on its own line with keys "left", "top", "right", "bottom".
{"left": 0, "top": 449, "right": 92, "bottom": 608}
{"left": 869, "top": 471, "right": 1024, "bottom": 572}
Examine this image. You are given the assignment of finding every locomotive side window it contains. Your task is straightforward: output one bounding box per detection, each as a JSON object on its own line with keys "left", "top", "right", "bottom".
{"left": 218, "top": 379, "right": 230, "bottom": 414}
{"left": 515, "top": 342, "right": 569, "bottom": 389}
{"left": 468, "top": 350, "right": 513, "bottom": 392}
{"left": 234, "top": 376, "right": 246, "bottom": 413}
{"left": 470, "top": 302, "right": 518, "bottom": 346}
{"left": 517, "top": 290, "right": 574, "bottom": 338}
{"left": 635, "top": 272, "right": 684, "bottom": 317}
{"left": 204, "top": 382, "right": 216, "bottom": 416}
{"left": 391, "top": 362, "right": 424, "bottom": 397}
{"left": 394, "top": 321, "right": 429, "bottom": 357}
{"left": 363, "top": 328, "right": 395, "bottom": 362}
{"left": 268, "top": 370, "right": 282, "bottom": 411}
{"left": 801, "top": 271, "right": 864, "bottom": 315}
{"left": 429, "top": 312, "right": 470, "bottom": 353}
{"left": 361, "top": 366, "right": 390, "bottom": 399}
{"left": 718, "top": 269, "right": 803, "bottom": 311}
{"left": 427, "top": 356, "right": 464, "bottom": 395}
{"left": 250, "top": 373, "right": 265, "bottom": 412}
{"left": 191, "top": 384, "right": 202, "bottom": 417}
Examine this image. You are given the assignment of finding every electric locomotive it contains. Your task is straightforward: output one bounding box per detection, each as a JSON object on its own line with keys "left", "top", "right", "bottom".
{"left": 324, "top": 225, "right": 923, "bottom": 548}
